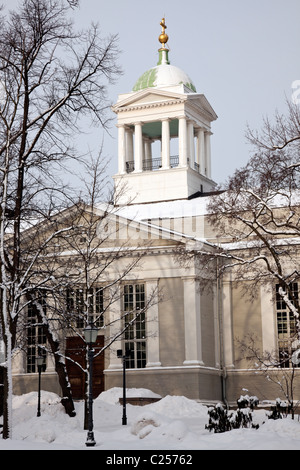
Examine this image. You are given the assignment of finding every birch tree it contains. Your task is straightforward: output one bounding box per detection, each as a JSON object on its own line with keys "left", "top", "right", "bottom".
{"left": 0, "top": 0, "right": 121, "bottom": 438}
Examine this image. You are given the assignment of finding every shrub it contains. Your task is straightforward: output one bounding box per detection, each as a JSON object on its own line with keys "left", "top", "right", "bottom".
{"left": 205, "top": 403, "right": 232, "bottom": 433}
{"left": 237, "top": 395, "right": 259, "bottom": 411}
{"left": 205, "top": 401, "right": 259, "bottom": 433}
{"left": 267, "top": 398, "right": 290, "bottom": 420}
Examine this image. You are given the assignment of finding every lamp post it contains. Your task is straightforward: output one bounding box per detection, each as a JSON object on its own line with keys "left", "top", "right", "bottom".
{"left": 84, "top": 323, "right": 99, "bottom": 447}
{"left": 117, "top": 349, "right": 127, "bottom": 425}
{"left": 36, "top": 356, "right": 44, "bottom": 417}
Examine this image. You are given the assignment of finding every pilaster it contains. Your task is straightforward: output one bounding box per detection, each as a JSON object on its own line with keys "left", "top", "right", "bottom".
{"left": 145, "top": 279, "right": 161, "bottom": 367}
{"left": 261, "top": 283, "right": 276, "bottom": 354}
{"left": 183, "top": 277, "right": 204, "bottom": 366}
{"left": 222, "top": 280, "right": 234, "bottom": 368}
{"left": 107, "top": 286, "right": 123, "bottom": 369}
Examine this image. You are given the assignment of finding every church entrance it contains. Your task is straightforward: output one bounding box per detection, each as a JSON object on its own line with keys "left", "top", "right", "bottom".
{"left": 65, "top": 336, "right": 105, "bottom": 400}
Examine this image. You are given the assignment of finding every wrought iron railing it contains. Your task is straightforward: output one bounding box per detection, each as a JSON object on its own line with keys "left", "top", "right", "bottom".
{"left": 194, "top": 162, "right": 200, "bottom": 172}
{"left": 125, "top": 155, "right": 200, "bottom": 173}
{"left": 143, "top": 157, "right": 162, "bottom": 171}
{"left": 125, "top": 161, "right": 135, "bottom": 173}
{"left": 170, "top": 155, "right": 179, "bottom": 168}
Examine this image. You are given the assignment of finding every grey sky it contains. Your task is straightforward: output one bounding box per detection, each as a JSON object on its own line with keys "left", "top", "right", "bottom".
{"left": 4, "top": 0, "right": 300, "bottom": 187}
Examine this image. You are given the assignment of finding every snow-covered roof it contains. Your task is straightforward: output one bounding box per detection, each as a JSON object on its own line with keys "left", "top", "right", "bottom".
{"left": 100, "top": 197, "right": 211, "bottom": 222}
{"left": 220, "top": 237, "right": 300, "bottom": 251}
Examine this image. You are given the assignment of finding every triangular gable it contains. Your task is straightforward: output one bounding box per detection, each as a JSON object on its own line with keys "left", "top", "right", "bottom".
{"left": 130, "top": 92, "right": 184, "bottom": 107}
{"left": 187, "top": 94, "right": 218, "bottom": 122}
{"left": 112, "top": 88, "right": 187, "bottom": 113}
{"left": 94, "top": 204, "right": 187, "bottom": 246}
{"left": 93, "top": 204, "right": 216, "bottom": 257}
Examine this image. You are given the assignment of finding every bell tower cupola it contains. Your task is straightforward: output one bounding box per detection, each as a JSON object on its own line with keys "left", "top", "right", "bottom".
{"left": 112, "top": 18, "right": 218, "bottom": 205}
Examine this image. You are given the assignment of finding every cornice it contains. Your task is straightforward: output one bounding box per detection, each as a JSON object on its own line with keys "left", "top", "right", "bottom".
{"left": 112, "top": 98, "right": 186, "bottom": 114}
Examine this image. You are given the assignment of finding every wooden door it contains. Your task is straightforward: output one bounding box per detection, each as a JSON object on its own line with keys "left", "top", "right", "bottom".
{"left": 65, "top": 336, "right": 104, "bottom": 400}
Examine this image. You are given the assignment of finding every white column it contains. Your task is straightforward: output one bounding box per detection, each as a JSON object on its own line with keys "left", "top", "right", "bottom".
{"left": 187, "top": 120, "right": 195, "bottom": 169}
{"left": 145, "top": 279, "right": 161, "bottom": 367}
{"left": 205, "top": 131, "right": 212, "bottom": 178}
{"left": 134, "top": 122, "right": 143, "bottom": 172}
{"left": 183, "top": 277, "right": 203, "bottom": 365}
{"left": 195, "top": 129, "right": 200, "bottom": 166}
{"left": 126, "top": 128, "right": 134, "bottom": 163}
{"left": 117, "top": 124, "right": 126, "bottom": 174}
{"left": 196, "top": 128, "right": 205, "bottom": 174}
{"left": 144, "top": 138, "right": 152, "bottom": 160}
{"left": 178, "top": 116, "right": 188, "bottom": 167}
{"left": 161, "top": 119, "right": 170, "bottom": 169}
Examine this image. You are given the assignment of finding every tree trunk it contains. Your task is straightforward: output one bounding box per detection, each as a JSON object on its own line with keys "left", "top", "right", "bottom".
{"left": 0, "top": 366, "right": 8, "bottom": 439}
{"left": 29, "top": 298, "right": 76, "bottom": 417}
{"left": 41, "top": 328, "right": 76, "bottom": 417}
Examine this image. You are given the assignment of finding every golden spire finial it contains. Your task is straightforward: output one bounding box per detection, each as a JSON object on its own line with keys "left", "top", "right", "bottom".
{"left": 159, "top": 17, "right": 169, "bottom": 49}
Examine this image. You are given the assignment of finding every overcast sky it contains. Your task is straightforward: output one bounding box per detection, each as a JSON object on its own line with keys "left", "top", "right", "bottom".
{"left": 4, "top": 0, "right": 300, "bottom": 188}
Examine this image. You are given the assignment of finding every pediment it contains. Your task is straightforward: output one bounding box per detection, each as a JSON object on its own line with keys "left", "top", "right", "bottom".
{"left": 95, "top": 207, "right": 186, "bottom": 248}
{"left": 187, "top": 94, "right": 218, "bottom": 122}
{"left": 112, "top": 89, "right": 217, "bottom": 122}
{"left": 112, "top": 89, "right": 187, "bottom": 113}
{"left": 20, "top": 203, "right": 186, "bottom": 254}
{"left": 132, "top": 92, "right": 183, "bottom": 106}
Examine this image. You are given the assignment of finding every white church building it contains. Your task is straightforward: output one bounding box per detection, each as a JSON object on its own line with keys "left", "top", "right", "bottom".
{"left": 10, "top": 19, "right": 299, "bottom": 407}
{"left": 104, "top": 19, "right": 222, "bottom": 402}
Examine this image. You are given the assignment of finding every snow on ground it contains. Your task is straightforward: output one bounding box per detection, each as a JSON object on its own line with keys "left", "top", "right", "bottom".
{"left": 1, "top": 388, "right": 300, "bottom": 450}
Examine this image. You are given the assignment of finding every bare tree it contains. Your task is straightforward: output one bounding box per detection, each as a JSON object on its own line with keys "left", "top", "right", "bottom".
{"left": 43, "top": 157, "right": 159, "bottom": 430}
{"left": 239, "top": 333, "right": 300, "bottom": 418}
{"left": 206, "top": 100, "right": 300, "bottom": 307}
{"left": 0, "top": 0, "right": 121, "bottom": 438}
{"left": 12, "top": 155, "right": 160, "bottom": 433}
{"left": 181, "top": 99, "right": 300, "bottom": 401}
{"left": 246, "top": 99, "right": 300, "bottom": 155}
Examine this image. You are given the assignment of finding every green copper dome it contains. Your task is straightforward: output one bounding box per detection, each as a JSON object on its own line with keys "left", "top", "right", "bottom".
{"left": 133, "top": 49, "right": 196, "bottom": 93}
{"left": 133, "top": 18, "right": 196, "bottom": 94}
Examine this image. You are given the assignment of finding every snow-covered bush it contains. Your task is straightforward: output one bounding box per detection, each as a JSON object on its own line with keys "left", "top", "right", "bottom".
{"left": 237, "top": 395, "right": 259, "bottom": 410}
{"left": 205, "top": 403, "right": 232, "bottom": 433}
{"left": 267, "top": 398, "right": 291, "bottom": 420}
{"left": 205, "top": 402, "right": 259, "bottom": 433}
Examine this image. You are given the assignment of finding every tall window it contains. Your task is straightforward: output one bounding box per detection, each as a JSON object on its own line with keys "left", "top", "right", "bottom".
{"left": 276, "top": 283, "right": 299, "bottom": 368}
{"left": 27, "top": 296, "right": 47, "bottom": 373}
{"left": 66, "top": 287, "right": 104, "bottom": 328}
{"left": 123, "top": 284, "right": 146, "bottom": 369}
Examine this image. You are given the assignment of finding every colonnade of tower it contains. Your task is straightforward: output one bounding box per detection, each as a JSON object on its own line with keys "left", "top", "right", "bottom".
{"left": 117, "top": 117, "right": 211, "bottom": 178}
